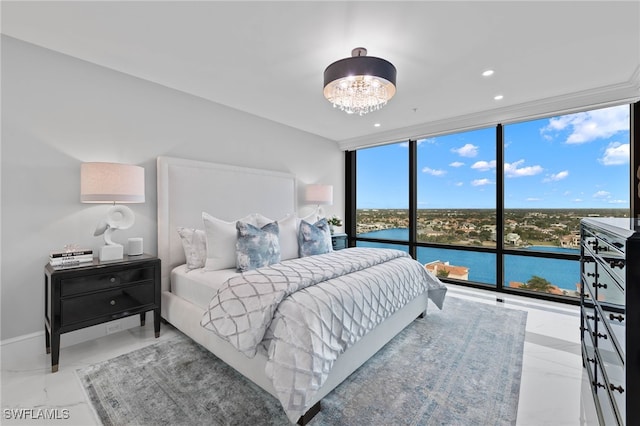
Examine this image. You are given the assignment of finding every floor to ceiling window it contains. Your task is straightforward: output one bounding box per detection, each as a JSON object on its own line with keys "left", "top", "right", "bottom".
{"left": 415, "top": 128, "right": 497, "bottom": 286}
{"left": 349, "top": 103, "right": 634, "bottom": 303}
{"left": 355, "top": 142, "right": 410, "bottom": 253}
{"left": 502, "top": 105, "right": 630, "bottom": 298}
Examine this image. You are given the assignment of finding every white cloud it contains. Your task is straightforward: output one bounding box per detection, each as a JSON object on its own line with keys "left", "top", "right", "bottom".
{"left": 593, "top": 190, "right": 611, "bottom": 198}
{"left": 608, "top": 199, "right": 627, "bottom": 204}
{"left": 600, "top": 142, "right": 629, "bottom": 165}
{"left": 449, "top": 161, "right": 465, "bottom": 168}
{"left": 543, "top": 170, "right": 569, "bottom": 182}
{"left": 526, "top": 197, "right": 542, "bottom": 202}
{"left": 471, "top": 160, "right": 496, "bottom": 171}
{"left": 541, "top": 105, "right": 629, "bottom": 144}
{"left": 504, "top": 160, "right": 543, "bottom": 177}
{"left": 455, "top": 182, "right": 464, "bottom": 186}
{"left": 471, "top": 178, "right": 492, "bottom": 186}
{"left": 452, "top": 143, "right": 479, "bottom": 157}
{"left": 422, "top": 166, "right": 446, "bottom": 176}
{"left": 572, "top": 198, "right": 583, "bottom": 203}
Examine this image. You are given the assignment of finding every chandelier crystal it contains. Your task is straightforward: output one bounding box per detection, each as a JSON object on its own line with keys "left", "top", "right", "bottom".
{"left": 323, "top": 47, "right": 397, "bottom": 116}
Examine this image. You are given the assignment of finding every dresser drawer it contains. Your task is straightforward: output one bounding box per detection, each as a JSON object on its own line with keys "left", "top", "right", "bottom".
{"left": 599, "top": 305, "right": 625, "bottom": 361}
{"left": 592, "top": 364, "right": 621, "bottom": 426}
{"left": 599, "top": 353, "right": 626, "bottom": 423}
{"left": 590, "top": 319, "right": 622, "bottom": 365}
{"left": 61, "top": 283, "right": 155, "bottom": 326}
{"left": 585, "top": 227, "right": 626, "bottom": 285}
{"left": 582, "top": 259, "right": 624, "bottom": 305}
{"left": 61, "top": 267, "right": 155, "bottom": 296}
{"left": 598, "top": 253, "right": 626, "bottom": 288}
{"left": 582, "top": 335, "right": 597, "bottom": 380}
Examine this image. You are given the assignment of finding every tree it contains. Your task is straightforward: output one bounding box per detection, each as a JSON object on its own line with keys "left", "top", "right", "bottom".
{"left": 436, "top": 268, "right": 450, "bottom": 278}
{"left": 521, "top": 275, "right": 554, "bottom": 293}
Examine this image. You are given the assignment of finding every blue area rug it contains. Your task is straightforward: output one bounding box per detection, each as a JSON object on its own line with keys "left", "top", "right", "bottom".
{"left": 77, "top": 296, "right": 527, "bottom": 425}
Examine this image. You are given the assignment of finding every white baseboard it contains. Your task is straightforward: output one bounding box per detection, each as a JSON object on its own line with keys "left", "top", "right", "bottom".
{"left": 0, "top": 314, "right": 147, "bottom": 350}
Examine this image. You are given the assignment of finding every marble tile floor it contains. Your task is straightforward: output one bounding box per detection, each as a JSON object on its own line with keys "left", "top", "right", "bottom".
{"left": 1, "top": 284, "right": 599, "bottom": 425}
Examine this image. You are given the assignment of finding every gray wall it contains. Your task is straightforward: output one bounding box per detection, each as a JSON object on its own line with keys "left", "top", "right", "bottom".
{"left": 1, "top": 36, "right": 343, "bottom": 344}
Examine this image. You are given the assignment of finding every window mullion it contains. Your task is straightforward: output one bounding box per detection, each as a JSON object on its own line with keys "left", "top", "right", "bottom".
{"left": 496, "top": 124, "right": 504, "bottom": 292}
{"left": 409, "top": 139, "right": 417, "bottom": 258}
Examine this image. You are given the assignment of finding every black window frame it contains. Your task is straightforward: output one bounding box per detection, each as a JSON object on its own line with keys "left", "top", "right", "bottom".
{"left": 346, "top": 102, "right": 639, "bottom": 305}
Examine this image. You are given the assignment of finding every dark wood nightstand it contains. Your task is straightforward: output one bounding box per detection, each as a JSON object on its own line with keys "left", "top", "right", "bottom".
{"left": 331, "top": 233, "right": 348, "bottom": 250}
{"left": 44, "top": 254, "right": 161, "bottom": 372}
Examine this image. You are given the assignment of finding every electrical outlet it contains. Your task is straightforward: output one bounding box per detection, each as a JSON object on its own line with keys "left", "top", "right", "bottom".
{"left": 106, "top": 322, "right": 122, "bottom": 335}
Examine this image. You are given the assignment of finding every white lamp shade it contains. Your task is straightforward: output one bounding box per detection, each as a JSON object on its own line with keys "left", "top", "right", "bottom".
{"left": 306, "top": 184, "right": 333, "bottom": 205}
{"left": 81, "top": 162, "right": 145, "bottom": 203}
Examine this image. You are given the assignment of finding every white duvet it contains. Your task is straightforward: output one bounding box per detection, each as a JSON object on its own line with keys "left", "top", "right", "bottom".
{"left": 201, "top": 247, "right": 446, "bottom": 423}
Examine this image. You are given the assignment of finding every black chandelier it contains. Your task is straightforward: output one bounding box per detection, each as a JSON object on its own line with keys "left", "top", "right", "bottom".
{"left": 323, "top": 47, "right": 397, "bottom": 116}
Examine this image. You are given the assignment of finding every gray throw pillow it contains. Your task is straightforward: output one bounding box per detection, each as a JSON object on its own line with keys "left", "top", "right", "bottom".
{"left": 298, "top": 218, "right": 332, "bottom": 257}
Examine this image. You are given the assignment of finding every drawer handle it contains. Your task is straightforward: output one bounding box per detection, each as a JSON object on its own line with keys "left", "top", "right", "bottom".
{"left": 609, "top": 313, "right": 624, "bottom": 322}
{"left": 608, "top": 260, "right": 625, "bottom": 269}
{"left": 586, "top": 357, "right": 596, "bottom": 364}
{"left": 110, "top": 277, "right": 116, "bottom": 283}
{"left": 609, "top": 383, "right": 624, "bottom": 394}
{"left": 110, "top": 300, "right": 116, "bottom": 306}
{"left": 586, "top": 315, "right": 596, "bottom": 321}
{"left": 593, "top": 381, "right": 606, "bottom": 389}
{"left": 586, "top": 272, "right": 598, "bottom": 278}
{"left": 592, "top": 331, "right": 608, "bottom": 340}
{"left": 595, "top": 283, "right": 607, "bottom": 289}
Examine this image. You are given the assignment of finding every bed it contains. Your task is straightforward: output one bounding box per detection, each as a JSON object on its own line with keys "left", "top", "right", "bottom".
{"left": 157, "top": 156, "right": 447, "bottom": 424}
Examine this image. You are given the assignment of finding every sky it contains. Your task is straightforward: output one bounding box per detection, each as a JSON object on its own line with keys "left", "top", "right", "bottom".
{"left": 357, "top": 104, "right": 630, "bottom": 209}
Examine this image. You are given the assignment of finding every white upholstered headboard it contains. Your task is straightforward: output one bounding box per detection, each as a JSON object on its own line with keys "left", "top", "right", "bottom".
{"left": 157, "top": 156, "right": 296, "bottom": 293}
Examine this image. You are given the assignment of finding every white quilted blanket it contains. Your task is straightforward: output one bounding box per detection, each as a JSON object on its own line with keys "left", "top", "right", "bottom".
{"left": 201, "top": 247, "right": 446, "bottom": 423}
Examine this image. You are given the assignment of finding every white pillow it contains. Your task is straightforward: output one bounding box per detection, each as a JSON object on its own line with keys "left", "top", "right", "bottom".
{"left": 254, "top": 213, "right": 274, "bottom": 228}
{"left": 176, "top": 227, "right": 207, "bottom": 270}
{"left": 255, "top": 213, "right": 313, "bottom": 261}
{"left": 296, "top": 208, "right": 321, "bottom": 229}
{"left": 202, "top": 212, "right": 256, "bottom": 270}
{"left": 277, "top": 214, "right": 299, "bottom": 261}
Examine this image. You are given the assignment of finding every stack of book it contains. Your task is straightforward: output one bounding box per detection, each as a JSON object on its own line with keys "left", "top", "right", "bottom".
{"left": 49, "top": 249, "right": 94, "bottom": 267}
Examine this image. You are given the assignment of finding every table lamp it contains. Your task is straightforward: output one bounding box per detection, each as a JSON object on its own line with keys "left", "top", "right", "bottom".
{"left": 81, "top": 162, "right": 145, "bottom": 261}
{"left": 305, "top": 184, "right": 333, "bottom": 208}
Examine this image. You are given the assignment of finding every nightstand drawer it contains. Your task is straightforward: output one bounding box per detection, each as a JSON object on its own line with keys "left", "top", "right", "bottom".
{"left": 331, "top": 233, "right": 347, "bottom": 250}
{"left": 61, "top": 283, "right": 155, "bottom": 326}
{"left": 61, "top": 267, "right": 155, "bottom": 296}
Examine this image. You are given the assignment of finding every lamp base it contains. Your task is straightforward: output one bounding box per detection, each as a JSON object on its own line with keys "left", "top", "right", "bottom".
{"left": 99, "top": 244, "right": 124, "bottom": 262}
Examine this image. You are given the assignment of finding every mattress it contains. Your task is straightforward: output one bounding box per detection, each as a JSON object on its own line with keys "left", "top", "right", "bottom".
{"left": 170, "top": 265, "right": 240, "bottom": 310}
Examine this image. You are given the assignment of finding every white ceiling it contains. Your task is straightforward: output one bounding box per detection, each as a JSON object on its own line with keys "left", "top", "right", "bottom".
{"left": 3, "top": 1, "right": 640, "bottom": 149}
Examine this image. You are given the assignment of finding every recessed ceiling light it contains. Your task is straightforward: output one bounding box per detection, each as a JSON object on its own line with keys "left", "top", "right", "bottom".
{"left": 374, "top": 123, "right": 381, "bottom": 127}
{"left": 494, "top": 94, "right": 504, "bottom": 100}
{"left": 482, "top": 70, "right": 494, "bottom": 77}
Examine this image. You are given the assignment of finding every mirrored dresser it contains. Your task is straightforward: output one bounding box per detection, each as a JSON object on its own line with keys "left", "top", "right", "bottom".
{"left": 580, "top": 217, "right": 639, "bottom": 425}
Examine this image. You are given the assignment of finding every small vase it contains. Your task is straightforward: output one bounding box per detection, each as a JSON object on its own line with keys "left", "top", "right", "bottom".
{"left": 329, "top": 224, "right": 335, "bottom": 234}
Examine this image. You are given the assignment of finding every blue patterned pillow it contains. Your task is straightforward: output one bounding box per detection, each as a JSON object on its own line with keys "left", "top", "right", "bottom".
{"left": 236, "top": 221, "right": 281, "bottom": 272}
{"left": 298, "top": 218, "right": 332, "bottom": 257}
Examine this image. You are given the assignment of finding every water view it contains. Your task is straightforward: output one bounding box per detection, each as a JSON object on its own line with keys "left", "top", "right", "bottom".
{"left": 358, "top": 227, "right": 584, "bottom": 297}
